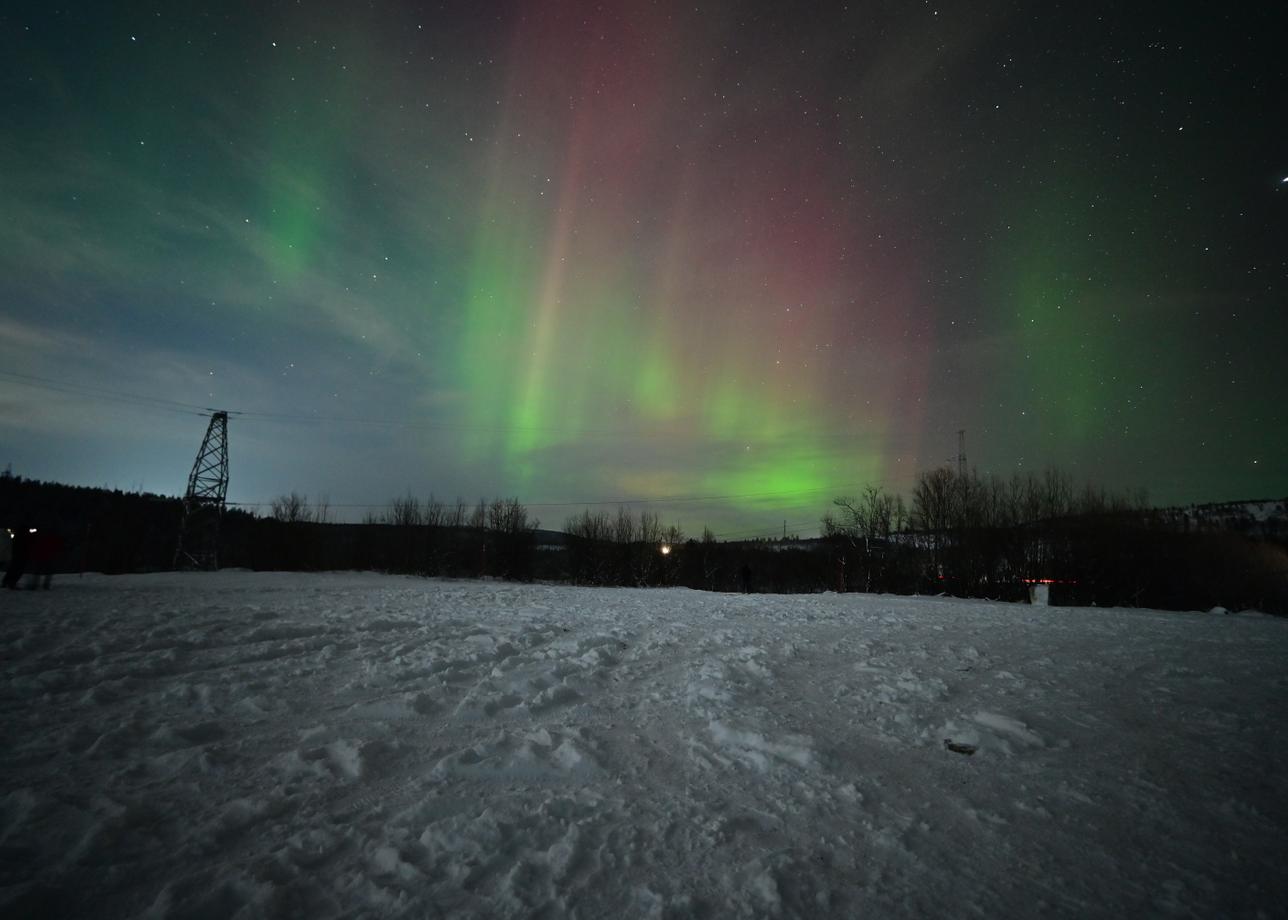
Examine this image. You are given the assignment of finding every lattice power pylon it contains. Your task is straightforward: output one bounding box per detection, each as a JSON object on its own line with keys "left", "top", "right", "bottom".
{"left": 174, "top": 411, "right": 230, "bottom": 570}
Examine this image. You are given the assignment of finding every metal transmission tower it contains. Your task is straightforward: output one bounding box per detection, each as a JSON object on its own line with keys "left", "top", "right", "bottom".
{"left": 174, "top": 411, "right": 230, "bottom": 570}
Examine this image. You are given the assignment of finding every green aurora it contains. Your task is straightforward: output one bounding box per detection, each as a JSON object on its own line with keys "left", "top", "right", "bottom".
{"left": 1, "top": 1, "right": 1284, "bottom": 533}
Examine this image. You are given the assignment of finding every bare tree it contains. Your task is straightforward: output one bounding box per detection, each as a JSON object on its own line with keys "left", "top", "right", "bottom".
{"left": 827, "top": 485, "right": 897, "bottom": 546}
{"left": 637, "top": 510, "right": 663, "bottom": 545}
{"left": 912, "top": 468, "right": 957, "bottom": 534}
{"left": 892, "top": 494, "right": 909, "bottom": 533}
{"left": 612, "top": 506, "right": 636, "bottom": 544}
{"left": 390, "top": 492, "right": 423, "bottom": 527}
{"left": 487, "top": 497, "right": 536, "bottom": 533}
{"left": 271, "top": 491, "right": 310, "bottom": 523}
{"left": 424, "top": 494, "right": 445, "bottom": 528}
{"left": 630, "top": 510, "right": 665, "bottom": 585}
{"left": 1008, "top": 472, "right": 1042, "bottom": 525}
{"left": 565, "top": 509, "right": 613, "bottom": 543}
{"left": 1041, "top": 468, "right": 1073, "bottom": 520}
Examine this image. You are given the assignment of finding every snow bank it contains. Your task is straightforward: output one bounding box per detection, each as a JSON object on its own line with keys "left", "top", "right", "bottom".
{"left": 2, "top": 572, "right": 1286, "bottom": 917}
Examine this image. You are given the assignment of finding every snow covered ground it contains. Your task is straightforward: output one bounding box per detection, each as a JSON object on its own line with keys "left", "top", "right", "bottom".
{"left": 2, "top": 572, "right": 1286, "bottom": 919}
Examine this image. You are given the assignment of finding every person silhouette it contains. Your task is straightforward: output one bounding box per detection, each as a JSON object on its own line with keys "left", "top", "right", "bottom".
{"left": 3, "top": 523, "right": 34, "bottom": 589}
{"left": 28, "top": 526, "right": 64, "bottom": 590}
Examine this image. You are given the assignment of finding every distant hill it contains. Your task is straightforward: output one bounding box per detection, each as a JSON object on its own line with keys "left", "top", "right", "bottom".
{"left": 1156, "top": 498, "right": 1288, "bottom": 539}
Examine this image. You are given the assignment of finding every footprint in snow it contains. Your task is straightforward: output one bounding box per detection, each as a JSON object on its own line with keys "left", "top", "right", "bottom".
{"left": 431, "top": 728, "right": 603, "bottom": 783}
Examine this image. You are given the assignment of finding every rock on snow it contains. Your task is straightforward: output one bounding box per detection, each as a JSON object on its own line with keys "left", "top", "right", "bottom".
{"left": 2, "top": 572, "right": 1286, "bottom": 918}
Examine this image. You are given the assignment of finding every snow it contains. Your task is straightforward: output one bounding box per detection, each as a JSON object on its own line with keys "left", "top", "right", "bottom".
{"left": 3, "top": 572, "right": 1287, "bottom": 918}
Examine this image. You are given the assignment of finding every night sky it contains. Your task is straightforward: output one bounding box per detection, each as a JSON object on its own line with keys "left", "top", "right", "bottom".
{"left": 2, "top": 1, "right": 1285, "bottom": 537}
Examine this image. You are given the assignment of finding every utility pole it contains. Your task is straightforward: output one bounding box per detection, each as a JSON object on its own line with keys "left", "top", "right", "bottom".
{"left": 174, "top": 411, "right": 229, "bottom": 570}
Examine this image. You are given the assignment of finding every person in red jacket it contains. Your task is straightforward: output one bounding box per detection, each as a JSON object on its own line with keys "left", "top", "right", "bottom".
{"left": 26, "top": 527, "right": 63, "bottom": 590}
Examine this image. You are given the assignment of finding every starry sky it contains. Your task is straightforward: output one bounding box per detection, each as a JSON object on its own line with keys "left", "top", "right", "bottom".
{"left": 2, "top": 1, "right": 1285, "bottom": 537}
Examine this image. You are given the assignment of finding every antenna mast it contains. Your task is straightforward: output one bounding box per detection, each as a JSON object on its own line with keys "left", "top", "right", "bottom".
{"left": 174, "top": 411, "right": 229, "bottom": 570}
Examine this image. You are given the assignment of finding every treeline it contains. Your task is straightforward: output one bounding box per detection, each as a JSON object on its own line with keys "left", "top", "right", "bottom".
{"left": 563, "top": 508, "right": 685, "bottom": 586}
{"left": 822, "top": 467, "right": 1288, "bottom": 614}
{"left": 0, "top": 475, "right": 543, "bottom": 579}
{"left": 224, "top": 492, "right": 539, "bottom": 580}
{"left": 4, "top": 469, "right": 1285, "bottom": 614}
{"left": 0, "top": 472, "right": 182, "bottom": 573}
{"left": 562, "top": 509, "right": 843, "bottom": 593}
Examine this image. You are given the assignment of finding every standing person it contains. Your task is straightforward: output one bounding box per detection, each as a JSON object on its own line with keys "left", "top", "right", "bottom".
{"left": 739, "top": 562, "right": 753, "bottom": 594}
{"left": 27, "top": 526, "right": 64, "bottom": 590}
{"left": 3, "top": 523, "right": 33, "bottom": 589}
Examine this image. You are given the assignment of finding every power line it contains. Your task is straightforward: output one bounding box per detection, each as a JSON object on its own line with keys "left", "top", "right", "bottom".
{"left": 201, "top": 404, "right": 915, "bottom": 446}
{"left": 228, "top": 496, "right": 823, "bottom": 540}
{"left": 1, "top": 368, "right": 917, "bottom": 514}
{"left": 526, "top": 485, "right": 869, "bottom": 507}
{"left": 10, "top": 369, "right": 1277, "bottom": 487}
{"left": 18, "top": 369, "right": 1240, "bottom": 515}
{"left": 710, "top": 518, "right": 821, "bottom": 540}
{"left": 227, "top": 483, "right": 900, "bottom": 513}
{"left": 0, "top": 370, "right": 215, "bottom": 417}
{"left": 0, "top": 368, "right": 917, "bottom": 447}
